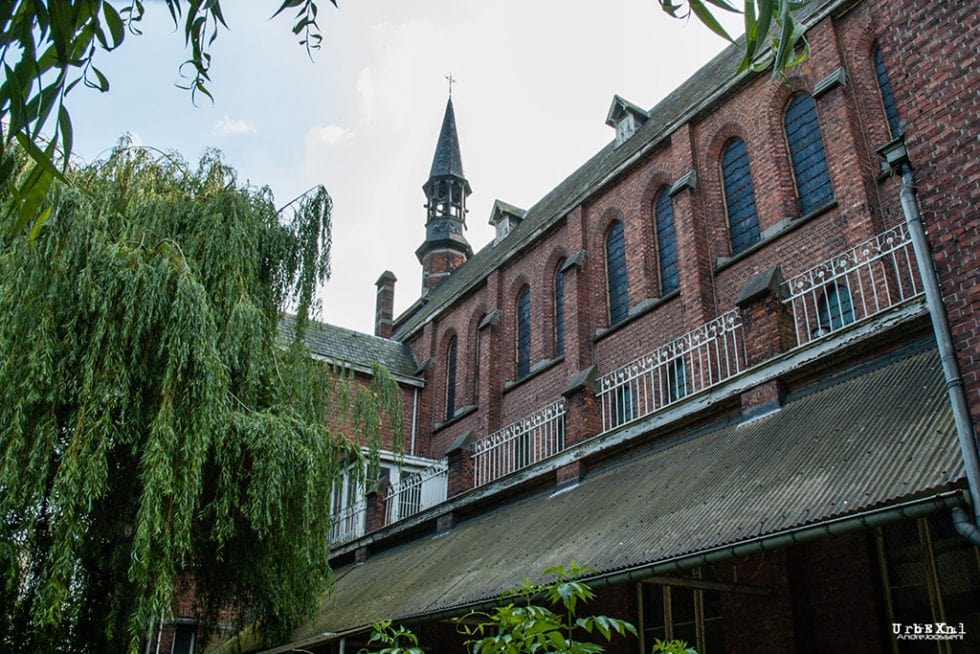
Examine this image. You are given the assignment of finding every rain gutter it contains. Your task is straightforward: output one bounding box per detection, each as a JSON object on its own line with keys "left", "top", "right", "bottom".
{"left": 284, "top": 490, "right": 964, "bottom": 651}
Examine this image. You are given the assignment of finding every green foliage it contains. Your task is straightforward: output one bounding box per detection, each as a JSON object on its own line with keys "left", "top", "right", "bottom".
{"left": 359, "top": 620, "right": 425, "bottom": 654}
{"left": 657, "top": 1, "right": 810, "bottom": 75}
{"left": 457, "top": 562, "right": 637, "bottom": 653}
{"left": 0, "top": 141, "right": 403, "bottom": 652}
{"left": 0, "top": 1, "right": 337, "bottom": 236}
{"left": 652, "top": 639, "right": 697, "bottom": 654}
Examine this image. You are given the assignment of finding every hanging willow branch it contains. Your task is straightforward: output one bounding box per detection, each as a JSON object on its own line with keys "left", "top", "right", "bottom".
{"left": 0, "top": 142, "right": 403, "bottom": 651}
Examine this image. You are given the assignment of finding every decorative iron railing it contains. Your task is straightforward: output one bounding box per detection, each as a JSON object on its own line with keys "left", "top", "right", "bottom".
{"left": 384, "top": 460, "right": 449, "bottom": 525}
{"left": 473, "top": 399, "right": 566, "bottom": 487}
{"left": 597, "top": 309, "right": 745, "bottom": 434}
{"left": 781, "top": 224, "right": 922, "bottom": 346}
{"left": 328, "top": 499, "right": 366, "bottom": 545}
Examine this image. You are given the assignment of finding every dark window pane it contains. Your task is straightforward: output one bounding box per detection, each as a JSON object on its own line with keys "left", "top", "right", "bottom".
{"left": 613, "top": 385, "right": 635, "bottom": 427}
{"left": 881, "top": 521, "right": 934, "bottom": 654}
{"left": 817, "top": 284, "right": 855, "bottom": 332}
{"left": 606, "top": 221, "right": 629, "bottom": 324}
{"left": 517, "top": 287, "right": 531, "bottom": 377}
{"left": 445, "top": 337, "right": 457, "bottom": 420}
{"left": 874, "top": 46, "right": 902, "bottom": 138}
{"left": 554, "top": 261, "right": 565, "bottom": 357}
{"left": 722, "top": 138, "right": 761, "bottom": 254}
{"left": 172, "top": 627, "right": 195, "bottom": 654}
{"left": 928, "top": 516, "right": 980, "bottom": 653}
{"left": 655, "top": 191, "right": 679, "bottom": 294}
{"left": 785, "top": 94, "right": 834, "bottom": 214}
{"left": 667, "top": 358, "right": 687, "bottom": 403}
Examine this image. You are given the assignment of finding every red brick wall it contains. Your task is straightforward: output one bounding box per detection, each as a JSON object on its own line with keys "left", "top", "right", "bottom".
{"left": 863, "top": 0, "right": 980, "bottom": 429}
{"left": 393, "top": 0, "right": 977, "bottom": 511}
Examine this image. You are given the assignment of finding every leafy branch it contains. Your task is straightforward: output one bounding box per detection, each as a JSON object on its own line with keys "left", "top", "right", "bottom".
{"left": 456, "top": 562, "right": 637, "bottom": 653}
{"left": 657, "top": 0, "right": 811, "bottom": 75}
{"left": 0, "top": 1, "right": 337, "bottom": 239}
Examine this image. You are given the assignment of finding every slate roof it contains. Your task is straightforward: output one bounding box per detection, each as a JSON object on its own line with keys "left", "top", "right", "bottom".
{"left": 279, "top": 315, "right": 419, "bottom": 380}
{"left": 278, "top": 346, "right": 962, "bottom": 646}
{"left": 428, "top": 97, "right": 466, "bottom": 180}
{"left": 393, "top": 0, "right": 836, "bottom": 339}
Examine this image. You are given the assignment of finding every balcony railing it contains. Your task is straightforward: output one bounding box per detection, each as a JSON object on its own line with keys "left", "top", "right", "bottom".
{"left": 384, "top": 460, "right": 448, "bottom": 524}
{"left": 328, "top": 499, "right": 366, "bottom": 545}
{"left": 782, "top": 224, "right": 922, "bottom": 346}
{"left": 473, "top": 399, "right": 566, "bottom": 487}
{"left": 597, "top": 309, "right": 745, "bottom": 434}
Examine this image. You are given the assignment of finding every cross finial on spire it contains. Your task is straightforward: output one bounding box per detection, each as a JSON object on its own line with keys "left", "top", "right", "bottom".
{"left": 445, "top": 73, "right": 456, "bottom": 98}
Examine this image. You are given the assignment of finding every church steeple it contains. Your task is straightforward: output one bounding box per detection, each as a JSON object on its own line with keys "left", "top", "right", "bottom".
{"left": 416, "top": 97, "right": 473, "bottom": 296}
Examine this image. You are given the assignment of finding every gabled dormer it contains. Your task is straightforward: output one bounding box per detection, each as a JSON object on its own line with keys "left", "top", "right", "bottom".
{"left": 488, "top": 200, "right": 527, "bottom": 245}
{"left": 606, "top": 95, "right": 648, "bottom": 147}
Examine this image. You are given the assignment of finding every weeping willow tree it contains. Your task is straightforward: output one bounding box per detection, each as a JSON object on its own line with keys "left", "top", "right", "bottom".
{"left": 0, "top": 143, "right": 403, "bottom": 652}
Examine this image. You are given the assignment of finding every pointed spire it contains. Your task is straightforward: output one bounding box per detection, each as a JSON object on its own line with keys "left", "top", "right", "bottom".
{"left": 429, "top": 98, "right": 466, "bottom": 181}
{"left": 417, "top": 95, "right": 473, "bottom": 296}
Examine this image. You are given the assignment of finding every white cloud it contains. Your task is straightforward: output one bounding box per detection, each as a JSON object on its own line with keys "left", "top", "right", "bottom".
{"left": 213, "top": 116, "right": 256, "bottom": 135}
{"left": 305, "top": 124, "right": 356, "bottom": 146}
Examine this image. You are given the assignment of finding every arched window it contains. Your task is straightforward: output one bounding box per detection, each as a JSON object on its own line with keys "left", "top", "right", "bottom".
{"left": 554, "top": 260, "right": 566, "bottom": 357}
{"left": 785, "top": 93, "right": 834, "bottom": 215}
{"left": 473, "top": 315, "right": 484, "bottom": 397}
{"left": 654, "top": 190, "right": 679, "bottom": 295}
{"left": 873, "top": 46, "right": 901, "bottom": 138}
{"left": 516, "top": 286, "right": 531, "bottom": 378}
{"left": 721, "top": 138, "right": 761, "bottom": 254}
{"left": 605, "top": 221, "right": 629, "bottom": 324}
{"left": 818, "top": 284, "right": 855, "bottom": 333}
{"left": 445, "top": 336, "right": 457, "bottom": 420}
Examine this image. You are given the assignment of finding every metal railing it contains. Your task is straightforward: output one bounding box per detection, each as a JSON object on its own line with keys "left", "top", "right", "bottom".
{"left": 782, "top": 224, "right": 922, "bottom": 346}
{"left": 384, "top": 460, "right": 449, "bottom": 524}
{"left": 328, "top": 499, "right": 367, "bottom": 545}
{"left": 473, "top": 399, "right": 566, "bottom": 487}
{"left": 597, "top": 309, "right": 745, "bottom": 434}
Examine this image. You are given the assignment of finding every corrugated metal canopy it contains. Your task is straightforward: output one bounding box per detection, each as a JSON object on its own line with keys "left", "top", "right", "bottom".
{"left": 291, "top": 347, "right": 961, "bottom": 643}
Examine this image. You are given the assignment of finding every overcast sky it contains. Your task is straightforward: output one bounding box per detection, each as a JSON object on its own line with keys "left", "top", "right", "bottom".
{"left": 69, "top": 1, "right": 743, "bottom": 335}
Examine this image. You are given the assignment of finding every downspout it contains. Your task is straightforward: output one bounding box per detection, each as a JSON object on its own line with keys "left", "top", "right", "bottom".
{"left": 879, "top": 136, "right": 980, "bottom": 540}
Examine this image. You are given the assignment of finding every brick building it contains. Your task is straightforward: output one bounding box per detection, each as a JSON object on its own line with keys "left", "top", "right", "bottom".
{"left": 236, "top": 0, "right": 979, "bottom": 651}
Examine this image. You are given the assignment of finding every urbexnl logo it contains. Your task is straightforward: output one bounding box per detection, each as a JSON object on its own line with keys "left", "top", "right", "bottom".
{"left": 892, "top": 622, "right": 965, "bottom": 641}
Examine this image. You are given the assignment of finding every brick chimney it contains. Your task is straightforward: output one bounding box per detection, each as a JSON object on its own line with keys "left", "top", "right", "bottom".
{"left": 375, "top": 270, "right": 397, "bottom": 338}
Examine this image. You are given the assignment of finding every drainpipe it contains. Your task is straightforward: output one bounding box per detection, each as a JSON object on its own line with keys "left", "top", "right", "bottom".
{"left": 878, "top": 136, "right": 980, "bottom": 536}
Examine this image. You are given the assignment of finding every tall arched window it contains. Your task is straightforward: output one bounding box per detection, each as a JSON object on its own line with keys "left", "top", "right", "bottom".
{"left": 516, "top": 286, "right": 531, "bottom": 378}
{"left": 554, "top": 260, "right": 566, "bottom": 357}
{"left": 654, "top": 190, "right": 678, "bottom": 295}
{"left": 785, "top": 93, "right": 834, "bottom": 215}
{"left": 445, "top": 336, "right": 457, "bottom": 420}
{"left": 473, "top": 316, "right": 484, "bottom": 398}
{"left": 873, "top": 46, "right": 901, "bottom": 138}
{"left": 721, "top": 138, "right": 761, "bottom": 254}
{"left": 605, "top": 221, "right": 629, "bottom": 324}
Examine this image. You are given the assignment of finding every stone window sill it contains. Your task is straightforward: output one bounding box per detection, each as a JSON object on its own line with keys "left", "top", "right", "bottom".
{"left": 432, "top": 404, "right": 478, "bottom": 434}
{"left": 715, "top": 198, "right": 838, "bottom": 273}
{"left": 593, "top": 290, "right": 681, "bottom": 343}
{"left": 503, "top": 356, "right": 564, "bottom": 394}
